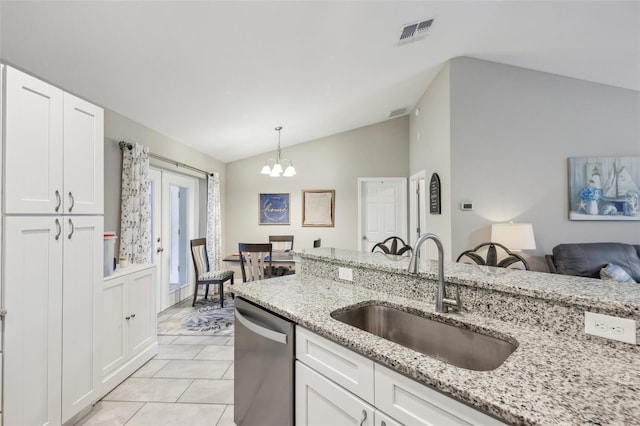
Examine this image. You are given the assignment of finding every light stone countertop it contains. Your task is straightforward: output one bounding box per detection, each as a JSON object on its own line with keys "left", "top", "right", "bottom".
{"left": 295, "top": 248, "right": 640, "bottom": 311}
{"left": 232, "top": 268, "right": 640, "bottom": 425}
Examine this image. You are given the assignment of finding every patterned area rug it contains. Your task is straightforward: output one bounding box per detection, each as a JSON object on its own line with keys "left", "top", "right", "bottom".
{"left": 157, "top": 294, "right": 235, "bottom": 336}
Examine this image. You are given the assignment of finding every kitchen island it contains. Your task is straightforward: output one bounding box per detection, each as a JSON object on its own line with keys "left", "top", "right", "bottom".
{"left": 232, "top": 248, "right": 640, "bottom": 425}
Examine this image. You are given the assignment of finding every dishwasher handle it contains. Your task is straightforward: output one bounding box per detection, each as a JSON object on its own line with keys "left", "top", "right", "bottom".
{"left": 235, "top": 308, "right": 288, "bottom": 344}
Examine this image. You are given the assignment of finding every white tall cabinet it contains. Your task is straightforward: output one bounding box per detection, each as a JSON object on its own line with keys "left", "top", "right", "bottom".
{"left": 2, "top": 66, "right": 104, "bottom": 426}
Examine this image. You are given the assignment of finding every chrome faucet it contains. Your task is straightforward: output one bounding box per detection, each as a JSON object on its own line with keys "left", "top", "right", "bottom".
{"left": 408, "top": 233, "right": 460, "bottom": 313}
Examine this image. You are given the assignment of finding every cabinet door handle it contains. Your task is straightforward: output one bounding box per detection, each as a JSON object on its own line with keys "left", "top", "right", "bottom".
{"left": 68, "top": 219, "right": 74, "bottom": 239}
{"left": 55, "top": 218, "right": 62, "bottom": 240}
{"left": 125, "top": 316, "right": 131, "bottom": 320}
{"left": 68, "top": 192, "right": 75, "bottom": 212}
{"left": 131, "top": 314, "right": 136, "bottom": 318}
{"left": 359, "top": 409, "right": 367, "bottom": 426}
{"left": 55, "top": 190, "right": 61, "bottom": 212}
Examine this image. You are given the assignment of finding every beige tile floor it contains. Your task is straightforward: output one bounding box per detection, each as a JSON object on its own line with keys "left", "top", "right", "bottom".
{"left": 76, "top": 335, "right": 235, "bottom": 426}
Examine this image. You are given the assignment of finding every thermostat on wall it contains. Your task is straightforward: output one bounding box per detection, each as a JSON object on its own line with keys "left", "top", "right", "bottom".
{"left": 460, "top": 201, "right": 473, "bottom": 211}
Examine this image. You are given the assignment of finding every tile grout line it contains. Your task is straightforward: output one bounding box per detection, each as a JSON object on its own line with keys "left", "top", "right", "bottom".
{"left": 123, "top": 402, "right": 147, "bottom": 426}
{"left": 174, "top": 378, "right": 197, "bottom": 404}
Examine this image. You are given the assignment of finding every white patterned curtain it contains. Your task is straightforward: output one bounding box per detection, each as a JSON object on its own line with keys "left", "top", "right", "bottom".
{"left": 119, "top": 143, "right": 152, "bottom": 264}
{"left": 206, "top": 173, "right": 222, "bottom": 270}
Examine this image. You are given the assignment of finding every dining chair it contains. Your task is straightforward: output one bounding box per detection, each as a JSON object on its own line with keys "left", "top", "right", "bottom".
{"left": 190, "top": 238, "right": 234, "bottom": 307}
{"left": 371, "top": 236, "right": 412, "bottom": 256}
{"left": 238, "top": 243, "right": 273, "bottom": 282}
{"left": 456, "top": 242, "right": 530, "bottom": 270}
{"left": 269, "top": 235, "right": 294, "bottom": 251}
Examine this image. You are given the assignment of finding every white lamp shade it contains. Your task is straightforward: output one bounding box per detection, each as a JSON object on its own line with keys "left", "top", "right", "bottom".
{"left": 271, "top": 163, "right": 283, "bottom": 175}
{"left": 283, "top": 164, "right": 296, "bottom": 176}
{"left": 260, "top": 164, "right": 271, "bottom": 175}
{"left": 491, "top": 223, "right": 536, "bottom": 250}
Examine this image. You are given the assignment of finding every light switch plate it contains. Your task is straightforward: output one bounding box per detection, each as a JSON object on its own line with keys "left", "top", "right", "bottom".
{"left": 584, "top": 312, "right": 636, "bottom": 344}
{"left": 338, "top": 267, "right": 353, "bottom": 281}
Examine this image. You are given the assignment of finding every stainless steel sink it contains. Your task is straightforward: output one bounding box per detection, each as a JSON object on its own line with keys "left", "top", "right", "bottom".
{"left": 331, "top": 304, "right": 517, "bottom": 371}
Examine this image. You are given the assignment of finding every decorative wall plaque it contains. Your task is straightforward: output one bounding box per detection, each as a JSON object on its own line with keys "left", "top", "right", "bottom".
{"left": 429, "top": 173, "right": 441, "bottom": 214}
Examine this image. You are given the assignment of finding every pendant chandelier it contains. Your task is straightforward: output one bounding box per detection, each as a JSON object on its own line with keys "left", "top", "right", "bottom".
{"left": 260, "top": 126, "right": 296, "bottom": 177}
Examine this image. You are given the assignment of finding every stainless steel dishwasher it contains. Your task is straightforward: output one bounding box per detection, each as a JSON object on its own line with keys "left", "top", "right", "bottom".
{"left": 234, "top": 297, "right": 294, "bottom": 426}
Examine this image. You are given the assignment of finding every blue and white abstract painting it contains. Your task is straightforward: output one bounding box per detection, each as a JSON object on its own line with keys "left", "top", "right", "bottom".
{"left": 569, "top": 156, "right": 640, "bottom": 221}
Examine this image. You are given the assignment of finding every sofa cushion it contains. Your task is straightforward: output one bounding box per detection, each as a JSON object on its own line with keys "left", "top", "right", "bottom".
{"left": 552, "top": 243, "right": 640, "bottom": 282}
{"left": 599, "top": 264, "right": 636, "bottom": 283}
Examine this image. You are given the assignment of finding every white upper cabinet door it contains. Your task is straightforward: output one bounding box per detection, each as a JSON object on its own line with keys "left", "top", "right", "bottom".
{"left": 4, "top": 66, "right": 64, "bottom": 214}
{"left": 3, "top": 216, "right": 63, "bottom": 426}
{"left": 63, "top": 93, "right": 104, "bottom": 214}
{"left": 62, "top": 216, "right": 103, "bottom": 423}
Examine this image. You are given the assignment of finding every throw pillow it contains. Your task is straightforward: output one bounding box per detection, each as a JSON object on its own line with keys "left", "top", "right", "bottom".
{"left": 600, "top": 264, "right": 637, "bottom": 283}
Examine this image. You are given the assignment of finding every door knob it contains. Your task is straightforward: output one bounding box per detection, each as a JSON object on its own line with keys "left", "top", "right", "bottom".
{"left": 362, "top": 236, "right": 367, "bottom": 240}
{"left": 157, "top": 247, "right": 164, "bottom": 254}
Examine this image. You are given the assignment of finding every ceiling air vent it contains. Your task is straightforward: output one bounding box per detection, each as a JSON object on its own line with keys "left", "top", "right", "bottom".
{"left": 397, "top": 18, "right": 434, "bottom": 46}
{"left": 389, "top": 107, "right": 408, "bottom": 118}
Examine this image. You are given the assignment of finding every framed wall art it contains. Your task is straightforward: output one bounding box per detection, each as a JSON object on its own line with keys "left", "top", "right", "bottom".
{"left": 302, "top": 190, "right": 335, "bottom": 227}
{"left": 259, "top": 193, "right": 290, "bottom": 225}
{"left": 568, "top": 156, "right": 640, "bottom": 221}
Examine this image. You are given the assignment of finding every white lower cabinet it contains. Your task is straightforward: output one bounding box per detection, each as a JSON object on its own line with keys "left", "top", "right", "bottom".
{"left": 101, "top": 265, "right": 157, "bottom": 396}
{"left": 296, "top": 361, "right": 375, "bottom": 426}
{"left": 295, "top": 327, "right": 507, "bottom": 426}
{"left": 3, "top": 216, "right": 102, "bottom": 426}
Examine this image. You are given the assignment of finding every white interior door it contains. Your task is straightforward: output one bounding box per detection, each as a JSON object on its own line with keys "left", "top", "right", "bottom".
{"left": 409, "top": 171, "right": 427, "bottom": 247}
{"left": 149, "top": 168, "right": 164, "bottom": 313}
{"left": 357, "top": 178, "right": 408, "bottom": 252}
{"left": 150, "top": 168, "right": 198, "bottom": 312}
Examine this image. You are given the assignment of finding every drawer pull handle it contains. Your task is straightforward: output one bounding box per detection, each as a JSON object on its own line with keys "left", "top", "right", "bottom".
{"left": 360, "top": 409, "right": 367, "bottom": 426}
{"left": 55, "top": 219, "right": 61, "bottom": 240}
{"left": 68, "top": 192, "right": 75, "bottom": 212}
{"left": 68, "top": 219, "right": 74, "bottom": 239}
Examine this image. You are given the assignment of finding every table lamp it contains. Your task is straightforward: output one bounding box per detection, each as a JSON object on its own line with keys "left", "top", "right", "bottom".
{"left": 491, "top": 223, "right": 536, "bottom": 251}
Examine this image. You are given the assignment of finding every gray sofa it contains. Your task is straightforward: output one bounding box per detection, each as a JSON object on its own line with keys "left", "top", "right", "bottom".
{"left": 545, "top": 242, "right": 640, "bottom": 282}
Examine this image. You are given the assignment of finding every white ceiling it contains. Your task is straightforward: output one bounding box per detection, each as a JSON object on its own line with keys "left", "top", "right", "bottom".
{"left": 1, "top": 1, "right": 638, "bottom": 163}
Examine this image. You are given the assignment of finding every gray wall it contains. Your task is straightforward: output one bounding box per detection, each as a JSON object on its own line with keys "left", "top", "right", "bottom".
{"left": 447, "top": 57, "right": 640, "bottom": 270}
{"left": 409, "top": 63, "right": 453, "bottom": 260}
{"left": 224, "top": 117, "right": 410, "bottom": 256}
{"left": 104, "top": 109, "right": 227, "bottom": 252}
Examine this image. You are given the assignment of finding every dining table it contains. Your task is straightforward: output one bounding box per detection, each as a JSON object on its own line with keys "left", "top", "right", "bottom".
{"left": 222, "top": 251, "right": 297, "bottom": 268}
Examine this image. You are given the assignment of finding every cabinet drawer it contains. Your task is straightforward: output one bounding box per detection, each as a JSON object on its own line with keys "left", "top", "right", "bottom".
{"left": 296, "top": 361, "right": 374, "bottom": 426}
{"left": 296, "top": 326, "right": 375, "bottom": 404}
{"left": 375, "top": 409, "right": 402, "bottom": 426}
{"left": 375, "top": 364, "right": 506, "bottom": 426}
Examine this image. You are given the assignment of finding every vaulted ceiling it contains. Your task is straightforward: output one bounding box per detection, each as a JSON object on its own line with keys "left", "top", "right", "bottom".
{"left": 1, "top": 1, "right": 638, "bottom": 162}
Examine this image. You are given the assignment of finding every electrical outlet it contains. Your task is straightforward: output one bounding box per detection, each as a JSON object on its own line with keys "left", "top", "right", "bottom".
{"left": 338, "top": 267, "right": 353, "bottom": 281}
{"left": 584, "top": 312, "right": 636, "bottom": 344}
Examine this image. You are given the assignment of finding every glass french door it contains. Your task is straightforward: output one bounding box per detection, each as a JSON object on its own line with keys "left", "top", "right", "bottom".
{"left": 149, "top": 168, "right": 198, "bottom": 312}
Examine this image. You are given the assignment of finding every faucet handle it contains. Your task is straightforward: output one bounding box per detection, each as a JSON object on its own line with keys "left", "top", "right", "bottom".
{"left": 442, "top": 286, "right": 461, "bottom": 312}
